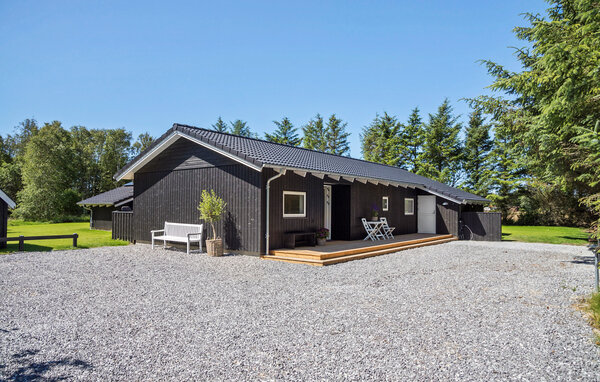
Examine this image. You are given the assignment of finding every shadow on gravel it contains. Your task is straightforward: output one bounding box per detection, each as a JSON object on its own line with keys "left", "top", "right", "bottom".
{"left": 567, "top": 255, "right": 596, "bottom": 265}
{"left": 1, "top": 349, "right": 92, "bottom": 381}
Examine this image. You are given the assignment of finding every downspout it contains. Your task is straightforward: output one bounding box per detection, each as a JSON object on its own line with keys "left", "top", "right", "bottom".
{"left": 265, "top": 169, "right": 286, "bottom": 255}
{"left": 81, "top": 206, "right": 93, "bottom": 229}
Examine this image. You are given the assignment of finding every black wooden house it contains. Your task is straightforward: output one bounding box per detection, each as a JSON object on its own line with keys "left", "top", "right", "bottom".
{"left": 113, "top": 124, "right": 494, "bottom": 256}
{"left": 0, "top": 189, "right": 16, "bottom": 249}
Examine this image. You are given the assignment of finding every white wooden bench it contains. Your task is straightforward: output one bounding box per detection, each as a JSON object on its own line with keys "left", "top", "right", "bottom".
{"left": 151, "top": 222, "right": 203, "bottom": 254}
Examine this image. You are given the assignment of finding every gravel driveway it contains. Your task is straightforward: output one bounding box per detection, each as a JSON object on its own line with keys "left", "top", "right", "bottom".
{"left": 0, "top": 241, "right": 599, "bottom": 381}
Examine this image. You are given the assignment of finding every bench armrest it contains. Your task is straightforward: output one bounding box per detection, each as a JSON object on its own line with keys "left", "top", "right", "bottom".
{"left": 187, "top": 232, "right": 202, "bottom": 238}
{"left": 151, "top": 229, "right": 165, "bottom": 234}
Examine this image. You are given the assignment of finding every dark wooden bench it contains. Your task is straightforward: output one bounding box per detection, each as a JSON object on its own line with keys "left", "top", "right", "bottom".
{"left": 284, "top": 232, "right": 316, "bottom": 249}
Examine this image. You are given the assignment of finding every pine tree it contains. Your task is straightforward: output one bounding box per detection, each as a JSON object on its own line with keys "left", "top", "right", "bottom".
{"left": 212, "top": 117, "right": 229, "bottom": 133}
{"left": 462, "top": 109, "right": 493, "bottom": 195}
{"left": 361, "top": 112, "right": 400, "bottom": 166}
{"left": 489, "top": 118, "right": 527, "bottom": 220}
{"left": 229, "top": 120, "right": 254, "bottom": 138}
{"left": 265, "top": 117, "right": 301, "bottom": 146}
{"left": 417, "top": 99, "right": 462, "bottom": 186}
{"left": 397, "top": 107, "right": 425, "bottom": 172}
{"left": 325, "top": 114, "right": 350, "bottom": 156}
{"left": 302, "top": 114, "right": 327, "bottom": 152}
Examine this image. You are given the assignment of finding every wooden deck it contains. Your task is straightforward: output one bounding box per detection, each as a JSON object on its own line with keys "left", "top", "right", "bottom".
{"left": 262, "top": 233, "right": 457, "bottom": 266}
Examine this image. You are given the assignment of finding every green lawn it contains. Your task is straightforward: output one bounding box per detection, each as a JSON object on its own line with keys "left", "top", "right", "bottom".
{"left": 1, "top": 220, "right": 129, "bottom": 254}
{"left": 502, "top": 225, "right": 590, "bottom": 246}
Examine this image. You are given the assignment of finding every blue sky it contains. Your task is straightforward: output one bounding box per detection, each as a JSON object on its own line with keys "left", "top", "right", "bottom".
{"left": 0, "top": 0, "right": 547, "bottom": 157}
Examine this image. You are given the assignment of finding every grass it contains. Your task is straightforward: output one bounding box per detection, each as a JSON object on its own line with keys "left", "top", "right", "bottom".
{"left": 1, "top": 220, "right": 129, "bottom": 254}
{"left": 583, "top": 292, "right": 600, "bottom": 346}
{"left": 502, "top": 225, "right": 590, "bottom": 246}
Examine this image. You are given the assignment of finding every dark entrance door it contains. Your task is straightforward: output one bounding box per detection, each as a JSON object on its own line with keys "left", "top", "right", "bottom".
{"left": 331, "top": 185, "right": 351, "bottom": 240}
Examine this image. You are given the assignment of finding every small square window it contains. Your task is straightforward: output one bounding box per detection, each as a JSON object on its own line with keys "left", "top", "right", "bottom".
{"left": 283, "top": 191, "right": 306, "bottom": 217}
{"left": 405, "top": 198, "right": 415, "bottom": 215}
{"left": 382, "top": 196, "right": 389, "bottom": 211}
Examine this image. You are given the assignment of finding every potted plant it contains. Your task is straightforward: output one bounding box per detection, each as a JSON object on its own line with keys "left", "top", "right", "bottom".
{"left": 316, "top": 228, "right": 329, "bottom": 245}
{"left": 197, "top": 189, "right": 227, "bottom": 257}
{"left": 371, "top": 204, "right": 379, "bottom": 221}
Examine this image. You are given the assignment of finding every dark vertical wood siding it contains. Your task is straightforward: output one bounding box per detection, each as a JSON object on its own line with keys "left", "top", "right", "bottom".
{"left": 112, "top": 211, "right": 134, "bottom": 242}
{"left": 0, "top": 200, "right": 7, "bottom": 249}
{"left": 91, "top": 207, "right": 116, "bottom": 231}
{"left": 133, "top": 139, "right": 262, "bottom": 254}
{"left": 436, "top": 197, "right": 459, "bottom": 236}
{"left": 461, "top": 212, "right": 501, "bottom": 241}
{"left": 349, "top": 183, "right": 418, "bottom": 240}
{"left": 265, "top": 170, "right": 324, "bottom": 250}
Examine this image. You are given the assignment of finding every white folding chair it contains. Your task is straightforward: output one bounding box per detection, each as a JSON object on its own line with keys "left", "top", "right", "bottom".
{"left": 362, "top": 218, "right": 386, "bottom": 241}
{"left": 379, "top": 217, "right": 395, "bottom": 239}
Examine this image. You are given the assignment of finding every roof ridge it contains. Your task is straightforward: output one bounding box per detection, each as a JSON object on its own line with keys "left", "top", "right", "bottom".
{"left": 172, "top": 123, "right": 419, "bottom": 175}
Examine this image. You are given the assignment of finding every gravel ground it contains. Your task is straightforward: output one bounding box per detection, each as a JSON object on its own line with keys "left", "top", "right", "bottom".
{"left": 0, "top": 241, "right": 599, "bottom": 381}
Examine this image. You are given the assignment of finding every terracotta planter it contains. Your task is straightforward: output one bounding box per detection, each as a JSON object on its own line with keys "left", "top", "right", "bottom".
{"left": 317, "top": 237, "right": 326, "bottom": 246}
{"left": 371, "top": 216, "right": 378, "bottom": 222}
{"left": 206, "top": 239, "right": 224, "bottom": 257}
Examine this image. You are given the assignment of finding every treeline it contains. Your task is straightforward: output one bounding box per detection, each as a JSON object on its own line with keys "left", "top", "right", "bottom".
{"left": 212, "top": 114, "right": 351, "bottom": 156}
{"left": 0, "top": 120, "right": 154, "bottom": 221}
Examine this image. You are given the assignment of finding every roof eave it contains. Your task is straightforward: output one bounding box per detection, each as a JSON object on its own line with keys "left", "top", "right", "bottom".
{"left": 0, "top": 189, "right": 16, "bottom": 209}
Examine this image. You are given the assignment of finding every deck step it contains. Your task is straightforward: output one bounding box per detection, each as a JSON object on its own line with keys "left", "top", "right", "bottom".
{"left": 262, "top": 236, "right": 456, "bottom": 266}
{"left": 268, "top": 234, "right": 454, "bottom": 260}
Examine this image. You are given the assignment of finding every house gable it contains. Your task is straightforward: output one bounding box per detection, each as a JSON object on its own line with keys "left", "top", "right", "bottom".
{"left": 138, "top": 137, "right": 238, "bottom": 173}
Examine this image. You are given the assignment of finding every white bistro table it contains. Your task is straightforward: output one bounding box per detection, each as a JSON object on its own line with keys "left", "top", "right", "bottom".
{"left": 363, "top": 220, "right": 386, "bottom": 241}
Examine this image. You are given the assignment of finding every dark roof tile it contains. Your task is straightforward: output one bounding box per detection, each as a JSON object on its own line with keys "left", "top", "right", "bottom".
{"left": 77, "top": 184, "right": 133, "bottom": 206}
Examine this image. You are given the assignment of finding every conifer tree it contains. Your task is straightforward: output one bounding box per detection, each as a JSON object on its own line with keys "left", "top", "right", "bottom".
{"left": 212, "top": 117, "right": 229, "bottom": 133}
{"left": 325, "top": 114, "right": 350, "bottom": 156}
{"left": 417, "top": 99, "right": 462, "bottom": 186}
{"left": 361, "top": 112, "right": 400, "bottom": 166}
{"left": 462, "top": 109, "right": 493, "bottom": 195}
{"left": 265, "top": 117, "right": 301, "bottom": 146}
{"left": 397, "top": 107, "right": 425, "bottom": 172}
{"left": 302, "top": 114, "right": 327, "bottom": 152}
{"left": 229, "top": 120, "right": 254, "bottom": 138}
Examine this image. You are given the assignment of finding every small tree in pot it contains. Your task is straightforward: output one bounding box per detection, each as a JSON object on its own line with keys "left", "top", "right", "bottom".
{"left": 197, "top": 189, "right": 227, "bottom": 257}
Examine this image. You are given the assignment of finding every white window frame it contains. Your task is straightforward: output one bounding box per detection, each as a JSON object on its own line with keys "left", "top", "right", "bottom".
{"left": 283, "top": 191, "right": 306, "bottom": 218}
{"left": 405, "top": 198, "right": 415, "bottom": 215}
{"left": 382, "top": 196, "right": 389, "bottom": 211}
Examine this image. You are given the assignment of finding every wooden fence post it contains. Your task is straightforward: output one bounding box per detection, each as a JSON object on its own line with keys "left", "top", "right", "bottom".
{"left": 73, "top": 233, "right": 78, "bottom": 247}
{"left": 18, "top": 235, "right": 24, "bottom": 251}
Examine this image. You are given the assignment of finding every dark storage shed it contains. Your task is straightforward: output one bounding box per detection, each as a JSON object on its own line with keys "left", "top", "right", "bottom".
{"left": 0, "top": 189, "right": 16, "bottom": 249}
{"left": 77, "top": 183, "right": 134, "bottom": 230}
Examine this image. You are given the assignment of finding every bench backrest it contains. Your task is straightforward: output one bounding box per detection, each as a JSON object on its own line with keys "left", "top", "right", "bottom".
{"left": 164, "top": 222, "right": 203, "bottom": 237}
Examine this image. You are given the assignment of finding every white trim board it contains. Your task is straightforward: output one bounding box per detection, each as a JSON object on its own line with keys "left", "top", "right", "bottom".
{"left": 262, "top": 165, "right": 423, "bottom": 190}
{"left": 115, "top": 131, "right": 263, "bottom": 181}
{"left": 0, "top": 189, "right": 16, "bottom": 209}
